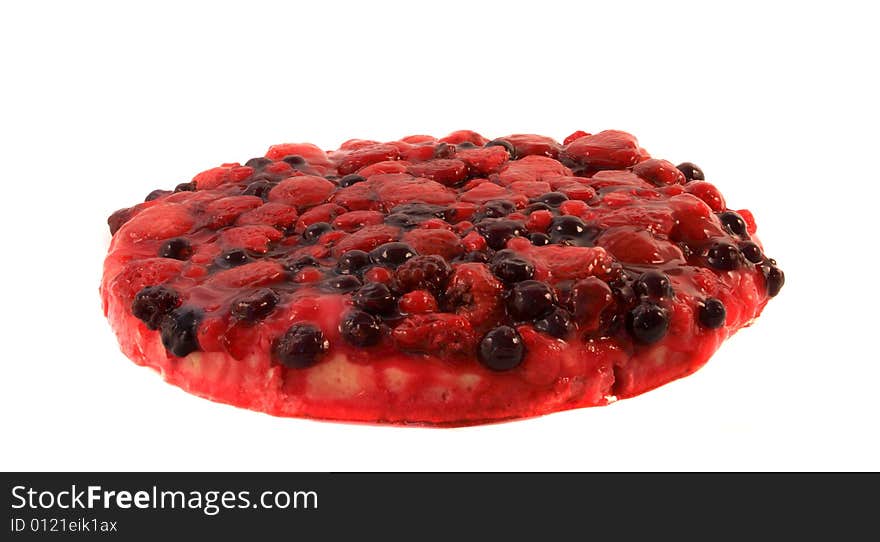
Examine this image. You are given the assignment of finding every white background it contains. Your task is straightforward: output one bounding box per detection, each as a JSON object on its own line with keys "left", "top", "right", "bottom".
{"left": 1, "top": 1, "right": 877, "bottom": 471}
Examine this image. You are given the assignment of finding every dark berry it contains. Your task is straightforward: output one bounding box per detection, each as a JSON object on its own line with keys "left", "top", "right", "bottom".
{"left": 302, "top": 222, "right": 333, "bottom": 244}
{"left": 217, "top": 249, "right": 250, "bottom": 268}
{"left": 433, "top": 142, "right": 454, "bottom": 159}
{"left": 353, "top": 282, "right": 396, "bottom": 315}
{"left": 718, "top": 211, "right": 748, "bottom": 237}
{"left": 549, "top": 215, "right": 598, "bottom": 246}
{"left": 523, "top": 202, "right": 552, "bottom": 214}
{"left": 145, "top": 189, "right": 170, "bottom": 202}
{"left": 384, "top": 213, "right": 420, "bottom": 229}
{"left": 535, "top": 192, "right": 569, "bottom": 207}
{"left": 478, "top": 326, "right": 525, "bottom": 371}
{"left": 339, "top": 174, "right": 367, "bottom": 188}
{"left": 158, "top": 237, "right": 193, "bottom": 260}
{"left": 230, "top": 288, "right": 280, "bottom": 322}
{"left": 529, "top": 233, "right": 551, "bottom": 246}
{"left": 174, "top": 182, "right": 196, "bottom": 192}
{"left": 395, "top": 255, "right": 452, "bottom": 293}
{"left": 456, "top": 141, "right": 477, "bottom": 150}
{"left": 484, "top": 138, "right": 517, "bottom": 159}
{"left": 340, "top": 310, "right": 383, "bottom": 347}
{"left": 706, "top": 241, "right": 742, "bottom": 271}
{"left": 476, "top": 219, "right": 526, "bottom": 250}
{"left": 160, "top": 307, "right": 202, "bottom": 357}
{"left": 490, "top": 255, "right": 535, "bottom": 284}
{"left": 369, "top": 242, "right": 417, "bottom": 267}
{"left": 698, "top": 298, "right": 726, "bottom": 329}
{"left": 739, "top": 241, "right": 764, "bottom": 263}
{"left": 284, "top": 254, "right": 320, "bottom": 272}
{"left": 534, "top": 307, "right": 575, "bottom": 338}
{"left": 676, "top": 162, "right": 705, "bottom": 181}
{"left": 627, "top": 304, "right": 669, "bottom": 344}
{"left": 244, "top": 156, "right": 273, "bottom": 170}
{"left": 282, "top": 154, "right": 307, "bottom": 167}
{"left": 273, "top": 323, "right": 328, "bottom": 368}
{"left": 459, "top": 250, "right": 492, "bottom": 263}
{"left": 107, "top": 207, "right": 134, "bottom": 235}
{"left": 477, "top": 200, "right": 516, "bottom": 220}
{"left": 763, "top": 265, "right": 785, "bottom": 297}
{"left": 507, "top": 280, "right": 557, "bottom": 321}
{"left": 633, "top": 271, "right": 673, "bottom": 299}
{"left": 242, "top": 179, "right": 275, "bottom": 200}
{"left": 131, "top": 285, "right": 180, "bottom": 330}
{"left": 321, "top": 275, "right": 362, "bottom": 293}
{"left": 336, "top": 250, "right": 372, "bottom": 275}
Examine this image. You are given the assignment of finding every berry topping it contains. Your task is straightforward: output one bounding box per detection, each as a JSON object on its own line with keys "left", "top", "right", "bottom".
{"left": 676, "top": 162, "right": 705, "bottom": 181}
{"left": 160, "top": 307, "right": 202, "bottom": 357}
{"left": 174, "top": 182, "right": 196, "bottom": 192}
{"left": 549, "top": 215, "right": 597, "bottom": 246}
{"left": 158, "top": 238, "right": 193, "bottom": 260}
{"left": 507, "top": 280, "right": 557, "bottom": 321}
{"left": 230, "top": 288, "right": 280, "bottom": 322}
{"left": 273, "top": 323, "right": 328, "bottom": 368}
{"left": 242, "top": 179, "right": 275, "bottom": 200}
{"left": 340, "top": 310, "right": 383, "bottom": 346}
{"left": 132, "top": 286, "right": 181, "bottom": 330}
{"left": 284, "top": 254, "right": 320, "bottom": 271}
{"left": 322, "top": 275, "right": 362, "bottom": 293}
{"left": 353, "top": 282, "right": 396, "bottom": 315}
{"left": 633, "top": 271, "right": 673, "bottom": 299}
{"left": 698, "top": 298, "right": 726, "bottom": 329}
{"left": 718, "top": 211, "right": 748, "bottom": 237}
{"left": 478, "top": 326, "right": 525, "bottom": 371}
{"left": 395, "top": 255, "right": 452, "bottom": 293}
{"left": 244, "top": 157, "right": 273, "bottom": 170}
{"left": 535, "top": 192, "right": 569, "bottom": 206}
{"left": 706, "top": 241, "right": 742, "bottom": 271}
{"left": 282, "top": 154, "right": 307, "bottom": 167}
{"left": 627, "top": 303, "right": 669, "bottom": 344}
{"left": 339, "top": 174, "right": 367, "bottom": 187}
{"left": 529, "top": 232, "right": 551, "bottom": 246}
{"left": 476, "top": 219, "right": 526, "bottom": 250}
{"left": 534, "top": 307, "right": 575, "bottom": 338}
{"left": 369, "top": 242, "right": 417, "bottom": 267}
{"left": 484, "top": 138, "right": 517, "bottom": 159}
{"left": 762, "top": 264, "right": 785, "bottom": 297}
{"left": 336, "top": 250, "right": 372, "bottom": 275}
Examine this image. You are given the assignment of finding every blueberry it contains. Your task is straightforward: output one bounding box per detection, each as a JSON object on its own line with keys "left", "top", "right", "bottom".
{"left": 507, "top": 280, "right": 557, "bottom": 321}
{"left": 353, "top": 283, "right": 396, "bottom": 315}
{"left": 284, "top": 254, "right": 320, "bottom": 272}
{"left": 244, "top": 157, "right": 273, "bottom": 170}
{"left": 158, "top": 238, "right": 193, "bottom": 260}
{"left": 174, "top": 182, "right": 196, "bottom": 192}
{"left": 534, "top": 307, "right": 575, "bottom": 338}
{"left": 698, "top": 298, "right": 726, "bottom": 329}
{"left": 340, "top": 310, "right": 383, "bottom": 347}
{"left": 549, "top": 215, "right": 597, "bottom": 246}
{"left": 160, "top": 307, "right": 202, "bottom": 357}
{"left": 739, "top": 241, "right": 764, "bottom": 263}
{"left": 230, "top": 288, "right": 280, "bottom": 322}
{"left": 459, "top": 250, "right": 492, "bottom": 263}
{"left": 321, "top": 275, "right": 362, "bottom": 293}
{"left": 107, "top": 207, "right": 134, "bottom": 235}
{"left": 242, "top": 179, "right": 275, "bottom": 200}
{"left": 535, "top": 192, "right": 569, "bottom": 207}
{"left": 718, "top": 211, "right": 748, "bottom": 237}
{"left": 339, "top": 174, "right": 367, "bottom": 188}
{"left": 627, "top": 304, "right": 669, "bottom": 344}
{"left": 523, "top": 202, "right": 552, "bottom": 214}
{"left": 490, "top": 255, "right": 535, "bottom": 284}
{"left": 478, "top": 326, "right": 525, "bottom": 371}
{"left": 477, "top": 200, "right": 516, "bottom": 221}
{"left": 132, "top": 285, "right": 180, "bottom": 330}
{"left": 302, "top": 222, "right": 333, "bottom": 244}
{"left": 217, "top": 249, "right": 250, "bottom": 268}
{"left": 145, "top": 189, "right": 170, "bottom": 202}
{"left": 633, "top": 271, "right": 673, "bottom": 299}
{"left": 706, "top": 241, "right": 742, "bottom": 271}
{"left": 369, "top": 242, "right": 417, "bottom": 267}
{"left": 676, "top": 162, "right": 705, "bottom": 181}
{"left": 433, "top": 142, "right": 454, "bottom": 159}
{"left": 336, "top": 250, "right": 372, "bottom": 275}
{"left": 484, "top": 139, "right": 517, "bottom": 159}
{"left": 476, "top": 219, "right": 526, "bottom": 250}
{"left": 456, "top": 141, "right": 477, "bottom": 150}
{"left": 529, "top": 233, "right": 551, "bottom": 246}
{"left": 273, "top": 323, "right": 328, "bottom": 368}
{"left": 282, "top": 154, "right": 307, "bottom": 167}
{"left": 762, "top": 265, "right": 785, "bottom": 297}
